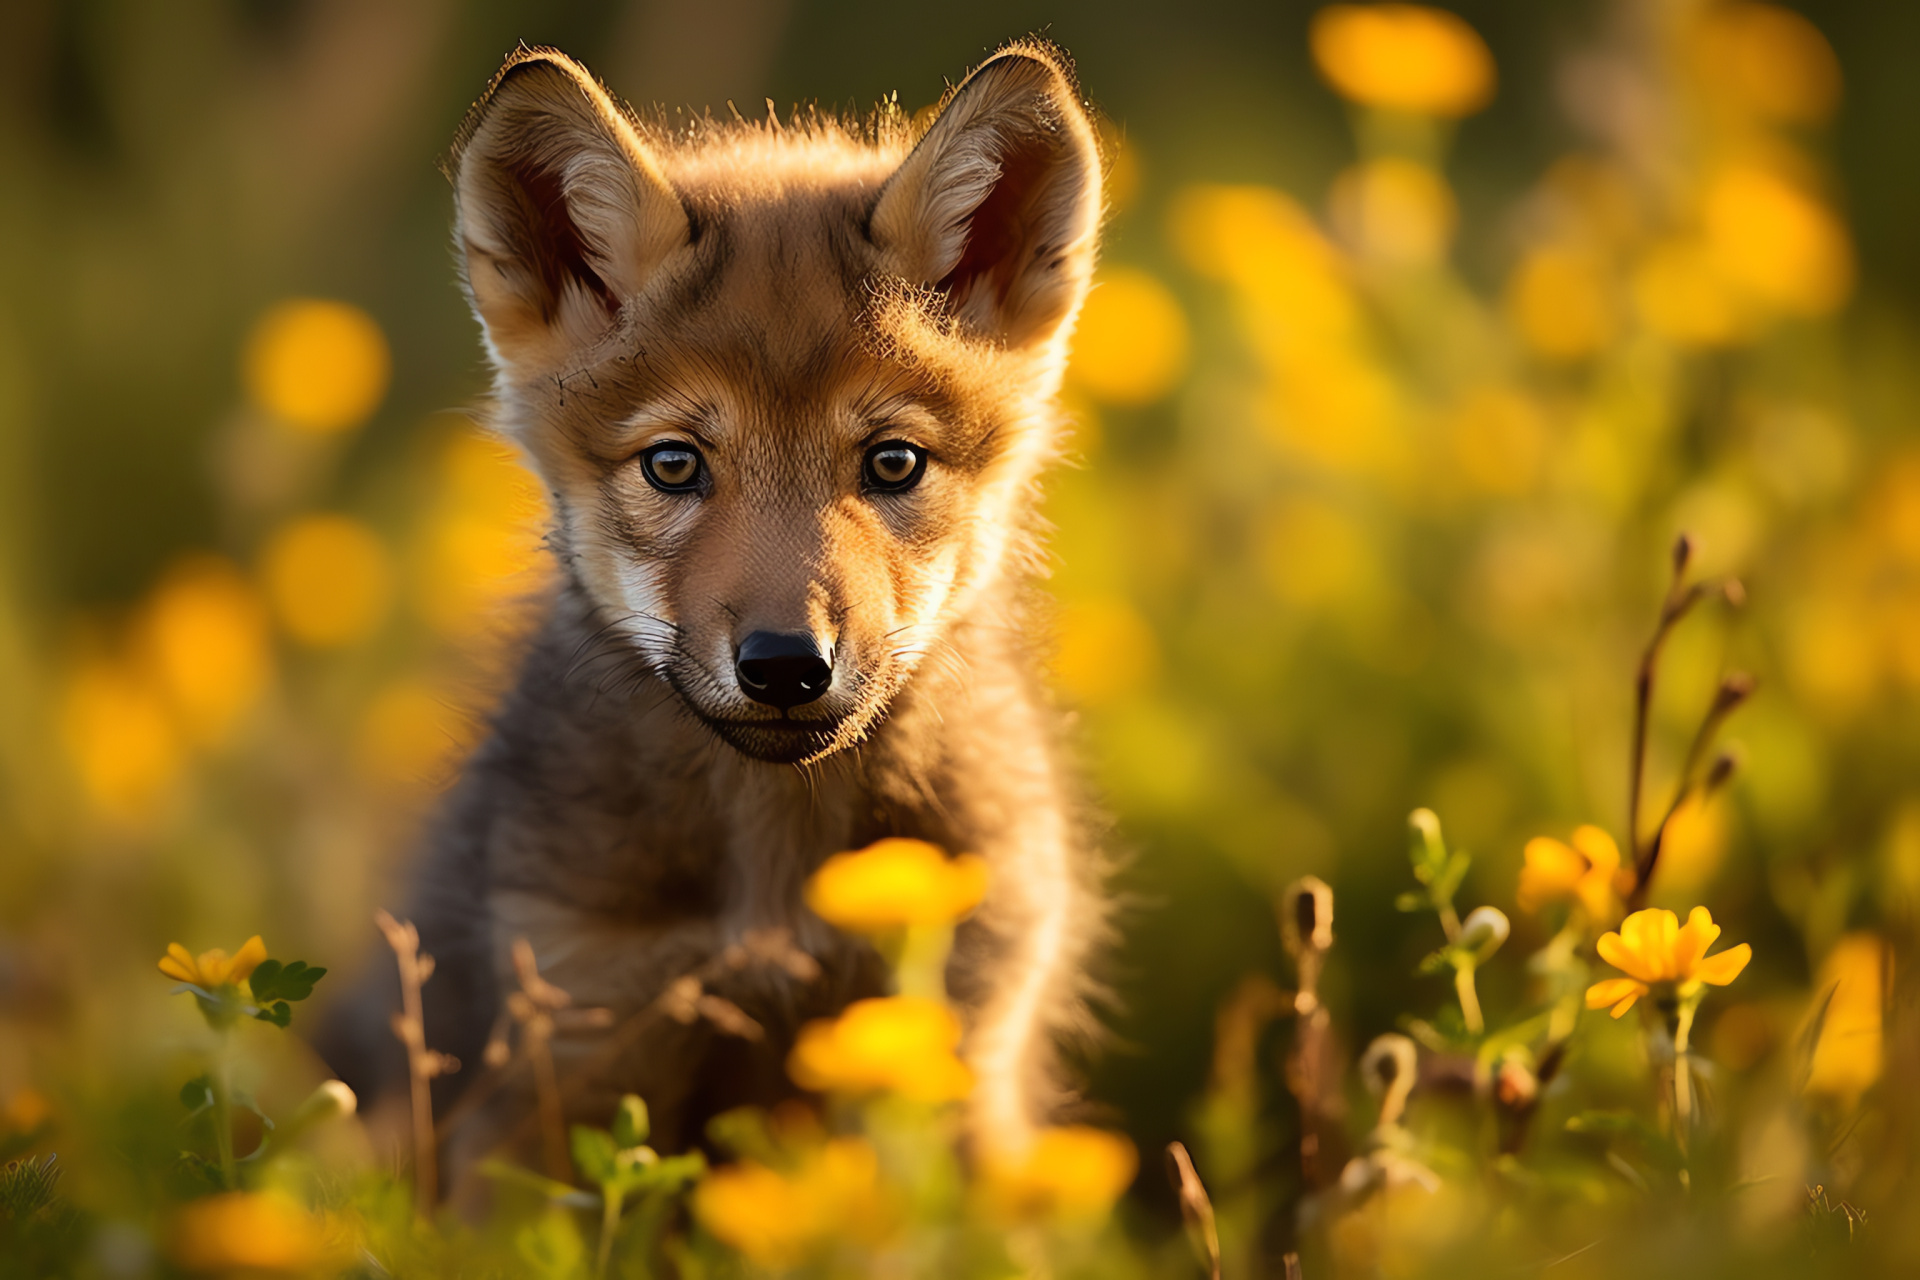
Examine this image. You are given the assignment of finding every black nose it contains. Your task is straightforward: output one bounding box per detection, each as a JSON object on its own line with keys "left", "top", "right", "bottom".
{"left": 735, "top": 631, "right": 833, "bottom": 710}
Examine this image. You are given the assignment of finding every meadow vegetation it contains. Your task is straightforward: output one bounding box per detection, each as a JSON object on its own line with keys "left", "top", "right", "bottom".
{"left": 2, "top": 2, "right": 1915, "bottom": 1276}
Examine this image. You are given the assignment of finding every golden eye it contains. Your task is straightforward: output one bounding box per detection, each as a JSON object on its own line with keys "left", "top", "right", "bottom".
{"left": 641, "top": 443, "right": 703, "bottom": 492}
{"left": 863, "top": 442, "right": 926, "bottom": 492}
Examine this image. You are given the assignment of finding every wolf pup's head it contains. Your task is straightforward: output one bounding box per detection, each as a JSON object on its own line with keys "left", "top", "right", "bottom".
{"left": 450, "top": 44, "right": 1101, "bottom": 764}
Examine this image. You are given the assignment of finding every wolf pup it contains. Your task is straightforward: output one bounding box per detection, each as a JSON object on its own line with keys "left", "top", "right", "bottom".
{"left": 324, "top": 41, "right": 1108, "bottom": 1177}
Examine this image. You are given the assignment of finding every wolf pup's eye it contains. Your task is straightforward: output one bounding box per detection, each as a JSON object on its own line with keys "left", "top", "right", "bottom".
{"left": 640, "top": 442, "right": 704, "bottom": 493}
{"left": 863, "top": 441, "right": 927, "bottom": 493}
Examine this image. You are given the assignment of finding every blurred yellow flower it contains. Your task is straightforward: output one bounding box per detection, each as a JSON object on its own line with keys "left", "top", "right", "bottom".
{"left": 692, "top": 1137, "right": 891, "bottom": 1267}
{"left": 788, "top": 996, "right": 973, "bottom": 1100}
{"left": 1052, "top": 595, "right": 1160, "bottom": 704}
{"left": 244, "top": 299, "right": 391, "bottom": 434}
{"left": 138, "top": 556, "right": 272, "bottom": 746}
{"left": 1448, "top": 387, "right": 1546, "bottom": 495}
{"left": 60, "top": 657, "right": 181, "bottom": 820}
{"left": 354, "top": 679, "right": 473, "bottom": 789}
{"left": 805, "top": 838, "right": 990, "bottom": 933}
{"left": 1802, "top": 932, "right": 1886, "bottom": 1106}
{"left": 981, "top": 1126, "right": 1138, "bottom": 1220}
{"left": 261, "top": 513, "right": 393, "bottom": 648}
{"left": 1258, "top": 497, "right": 1377, "bottom": 609}
{"left": 1518, "top": 825, "right": 1622, "bottom": 921}
{"left": 1632, "top": 239, "right": 1743, "bottom": 347}
{"left": 168, "top": 1191, "right": 334, "bottom": 1273}
{"left": 1310, "top": 4, "right": 1495, "bottom": 117}
{"left": 1069, "top": 267, "right": 1191, "bottom": 405}
{"left": 159, "top": 935, "right": 267, "bottom": 990}
{"left": 417, "top": 428, "right": 550, "bottom": 636}
{"left": 1693, "top": 3, "right": 1841, "bottom": 124}
{"left": 1508, "top": 246, "right": 1615, "bottom": 359}
{"left": 2, "top": 1087, "right": 50, "bottom": 1134}
{"left": 1654, "top": 794, "right": 1731, "bottom": 898}
{"left": 1704, "top": 167, "right": 1854, "bottom": 317}
{"left": 1329, "top": 158, "right": 1457, "bottom": 265}
{"left": 1585, "top": 906, "right": 1751, "bottom": 1017}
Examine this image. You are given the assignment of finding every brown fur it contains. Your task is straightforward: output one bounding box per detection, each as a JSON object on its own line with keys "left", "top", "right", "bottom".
{"left": 320, "top": 41, "right": 1108, "bottom": 1184}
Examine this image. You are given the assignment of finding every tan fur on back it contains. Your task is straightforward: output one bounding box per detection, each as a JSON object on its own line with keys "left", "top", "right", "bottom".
{"left": 321, "top": 40, "right": 1108, "bottom": 1191}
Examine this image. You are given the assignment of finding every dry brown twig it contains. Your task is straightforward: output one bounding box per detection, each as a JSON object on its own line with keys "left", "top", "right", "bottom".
{"left": 375, "top": 909, "right": 461, "bottom": 1217}
{"left": 1625, "top": 534, "right": 1754, "bottom": 910}
{"left": 1280, "top": 876, "right": 1337, "bottom": 1188}
{"left": 433, "top": 928, "right": 820, "bottom": 1163}
{"left": 493, "top": 938, "right": 616, "bottom": 1181}
{"left": 1165, "top": 1141, "right": 1222, "bottom": 1280}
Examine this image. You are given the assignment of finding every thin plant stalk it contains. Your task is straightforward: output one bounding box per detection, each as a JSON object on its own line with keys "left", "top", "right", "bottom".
{"left": 596, "top": 1185, "right": 624, "bottom": 1280}
{"left": 209, "top": 1045, "right": 236, "bottom": 1187}
{"left": 1453, "top": 964, "right": 1484, "bottom": 1036}
{"left": 376, "top": 909, "right": 457, "bottom": 1218}
{"left": 1672, "top": 999, "right": 1699, "bottom": 1157}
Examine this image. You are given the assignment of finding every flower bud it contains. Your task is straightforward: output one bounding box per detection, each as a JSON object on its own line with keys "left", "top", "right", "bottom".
{"left": 1457, "top": 906, "right": 1510, "bottom": 963}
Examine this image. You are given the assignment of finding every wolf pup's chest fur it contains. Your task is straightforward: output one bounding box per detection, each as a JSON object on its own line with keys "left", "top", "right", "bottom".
{"left": 323, "top": 42, "right": 1108, "bottom": 1179}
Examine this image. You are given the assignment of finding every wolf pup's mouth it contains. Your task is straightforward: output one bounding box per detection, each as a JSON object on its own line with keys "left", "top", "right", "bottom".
{"left": 700, "top": 715, "right": 848, "bottom": 764}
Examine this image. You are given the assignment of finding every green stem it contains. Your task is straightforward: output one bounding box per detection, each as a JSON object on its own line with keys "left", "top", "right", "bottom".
{"left": 1672, "top": 998, "right": 1698, "bottom": 1156}
{"left": 210, "top": 1043, "right": 236, "bottom": 1187}
{"left": 1454, "top": 963, "right": 1484, "bottom": 1036}
{"left": 596, "top": 1188, "right": 623, "bottom": 1280}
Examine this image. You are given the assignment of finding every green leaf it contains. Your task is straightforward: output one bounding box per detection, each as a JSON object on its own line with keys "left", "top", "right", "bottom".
{"left": 611, "top": 1094, "right": 650, "bottom": 1149}
{"left": 249, "top": 960, "right": 327, "bottom": 1005}
{"left": 1394, "top": 891, "right": 1427, "bottom": 912}
{"left": 1433, "top": 849, "right": 1472, "bottom": 904}
{"left": 252, "top": 1001, "right": 293, "bottom": 1028}
{"left": 178, "top": 1075, "right": 214, "bottom": 1115}
{"left": 570, "top": 1125, "right": 618, "bottom": 1184}
{"left": 479, "top": 1157, "right": 597, "bottom": 1207}
{"left": 1417, "top": 947, "right": 1455, "bottom": 976}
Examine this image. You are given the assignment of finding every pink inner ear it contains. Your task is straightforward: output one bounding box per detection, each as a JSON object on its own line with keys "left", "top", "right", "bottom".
{"left": 937, "top": 131, "right": 1055, "bottom": 315}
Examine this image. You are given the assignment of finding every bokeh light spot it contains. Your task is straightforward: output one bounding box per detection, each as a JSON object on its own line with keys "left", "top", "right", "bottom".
{"left": 244, "top": 299, "right": 391, "bottom": 434}
{"left": 1068, "top": 268, "right": 1191, "bottom": 406}
{"left": 261, "top": 514, "right": 394, "bottom": 648}
{"left": 1310, "top": 4, "right": 1496, "bottom": 117}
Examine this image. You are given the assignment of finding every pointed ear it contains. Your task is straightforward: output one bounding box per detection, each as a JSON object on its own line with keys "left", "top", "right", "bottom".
{"left": 450, "top": 49, "right": 688, "bottom": 370}
{"left": 870, "top": 46, "right": 1103, "bottom": 347}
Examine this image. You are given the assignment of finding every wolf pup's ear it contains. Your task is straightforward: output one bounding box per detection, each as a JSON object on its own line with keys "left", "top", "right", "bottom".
{"left": 871, "top": 45, "right": 1103, "bottom": 347}
{"left": 450, "top": 49, "right": 688, "bottom": 371}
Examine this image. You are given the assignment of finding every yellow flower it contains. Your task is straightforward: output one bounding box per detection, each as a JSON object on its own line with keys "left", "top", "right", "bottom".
{"left": 787, "top": 996, "right": 973, "bottom": 1101}
{"left": 1585, "top": 907, "right": 1751, "bottom": 1017}
{"left": 1310, "top": 4, "right": 1496, "bottom": 118}
{"left": 693, "top": 1137, "right": 891, "bottom": 1267}
{"left": 804, "top": 838, "right": 990, "bottom": 934}
{"left": 159, "top": 936, "right": 268, "bottom": 990}
{"left": 981, "top": 1126, "right": 1139, "bottom": 1220}
{"left": 1518, "top": 825, "right": 1623, "bottom": 920}
{"left": 168, "top": 1191, "right": 336, "bottom": 1272}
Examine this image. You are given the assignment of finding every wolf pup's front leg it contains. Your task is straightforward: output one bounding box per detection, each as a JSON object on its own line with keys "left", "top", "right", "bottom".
{"left": 324, "top": 40, "right": 1108, "bottom": 1182}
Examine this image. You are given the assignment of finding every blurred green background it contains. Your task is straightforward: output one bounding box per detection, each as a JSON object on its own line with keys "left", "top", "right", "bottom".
{"left": 2, "top": 0, "right": 1915, "bottom": 1261}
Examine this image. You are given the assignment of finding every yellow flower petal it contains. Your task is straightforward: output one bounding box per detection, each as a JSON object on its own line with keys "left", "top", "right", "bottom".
{"left": 805, "top": 839, "right": 990, "bottom": 933}
{"left": 1585, "top": 977, "right": 1646, "bottom": 1016}
{"left": 1518, "top": 837, "right": 1585, "bottom": 911}
{"left": 195, "top": 948, "right": 233, "bottom": 986}
{"left": 1693, "top": 942, "right": 1752, "bottom": 987}
{"left": 159, "top": 944, "right": 200, "bottom": 984}
{"left": 1570, "top": 825, "right": 1621, "bottom": 876}
{"left": 227, "top": 935, "right": 268, "bottom": 986}
{"left": 788, "top": 997, "right": 973, "bottom": 1100}
{"left": 1670, "top": 906, "right": 1721, "bottom": 977}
